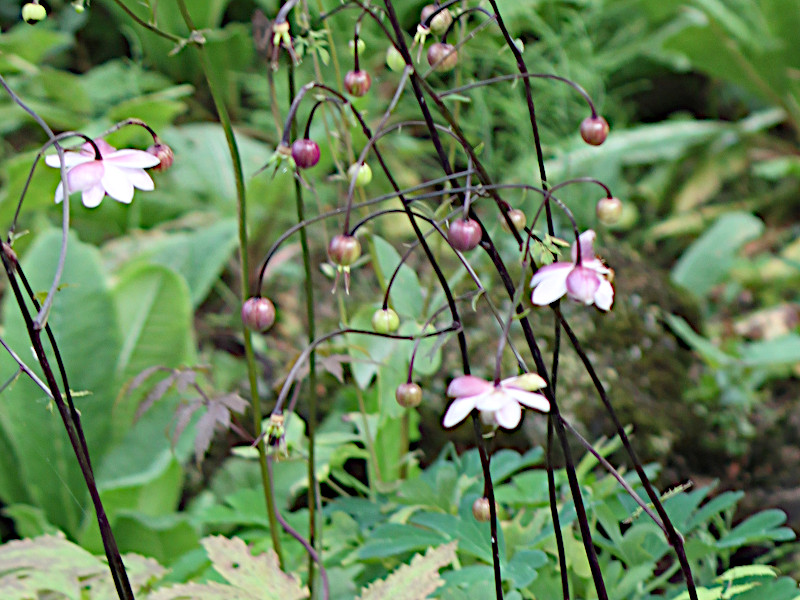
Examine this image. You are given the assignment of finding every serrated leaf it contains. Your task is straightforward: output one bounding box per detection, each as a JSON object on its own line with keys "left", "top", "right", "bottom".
{"left": 0, "top": 534, "right": 103, "bottom": 600}
{"left": 206, "top": 536, "right": 307, "bottom": 598}
{"left": 0, "top": 534, "right": 165, "bottom": 600}
{"left": 356, "top": 542, "right": 457, "bottom": 600}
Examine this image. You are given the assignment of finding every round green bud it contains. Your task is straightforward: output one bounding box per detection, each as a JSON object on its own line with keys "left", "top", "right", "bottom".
{"left": 349, "top": 38, "right": 367, "bottom": 56}
{"left": 372, "top": 308, "right": 400, "bottom": 333}
{"left": 22, "top": 2, "right": 47, "bottom": 23}
{"left": 347, "top": 162, "right": 372, "bottom": 187}
{"left": 596, "top": 196, "right": 623, "bottom": 225}
{"left": 386, "top": 45, "right": 406, "bottom": 72}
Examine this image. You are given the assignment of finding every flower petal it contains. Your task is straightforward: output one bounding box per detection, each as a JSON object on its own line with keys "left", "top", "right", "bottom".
{"left": 582, "top": 258, "right": 610, "bottom": 275}
{"left": 447, "top": 375, "right": 493, "bottom": 398}
{"left": 101, "top": 164, "right": 135, "bottom": 203}
{"left": 54, "top": 181, "right": 64, "bottom": 204}
{"left": 67, "top": 161, "right": 104, "bottom": 192}
{"left": 566, "top": 266, "right": 601, "bottom": 305}
{"left": 81, "top": 184, "right": 106, "bottom": 208}
{"left": 442, "top": 397, "right": 477, "bottom": 428}
{"left": 45, "top": 152, "right": 93, "bottom": 169}
{"left": 120, "top": 167, "right": 155, "bottom": 191}
{"left": 502, "top": 373, "right": 546, "bottom": 391}
{"left": 494, "top": 401, "right": 522, "bottom": 429}
{"left": 504, "top": 388, "right": 550, "bottom": 413}
{"left": 474, "top": 389, "right": 511, "bottom": 412}
{"left": 571, "top": 229, "right": 596, "bottom": 263}
{"left": 83, "top": 139, "right": 117, "bottom": 156}
{"left": 105, "top": 149, "right": 161, "bottom": 169}
{"left": 531, "top": 264, "right": 570, "bottom": 306}
{"left": 594, "top": 279, "right": 614, "bottom": 311}
{"left": 530, "top": 261, "right": 571, "bottom": 287}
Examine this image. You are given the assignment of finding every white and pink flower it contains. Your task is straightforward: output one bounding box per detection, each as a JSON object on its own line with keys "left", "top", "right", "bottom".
{"left": 443, "top": 373, "right": 550, "bottom": 430}
{"left": 45, "top": 139, "right": 161, "bottom": 208}
{"left": 530, "top": 230, "right": 614, "bottom": 311}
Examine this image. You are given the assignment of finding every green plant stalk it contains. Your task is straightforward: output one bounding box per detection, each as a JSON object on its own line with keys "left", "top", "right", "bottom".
{"left": 177, "top": 0, "right": 284, "bottom": 561}
{"left": 288, "top": 62, "right": 320, "bottom": 598}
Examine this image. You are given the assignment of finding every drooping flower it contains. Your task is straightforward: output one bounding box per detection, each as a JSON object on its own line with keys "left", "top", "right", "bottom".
{"left": 530, "top": 230, "right": 614, "bottom": 311}
{"left": 443, "top": 373, "right": 549, "bottom": 430}
{"left": 45, "top": 139, "right": 161, "bottom": 208}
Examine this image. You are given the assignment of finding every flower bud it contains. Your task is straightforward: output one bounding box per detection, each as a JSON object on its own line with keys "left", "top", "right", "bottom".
{"left": 420, "top": 4, "right": 453, "bottom": 35}
{"left": 242, "top": 297, "right": 276, "bottom": 332}
{"left": 147, "top": 143, "right": 174, "bottom": 172}
{"left": 395, "top": 382, "right": 422, "bottom": 408}
{"left": 448, "top": 218, "right": 482, "bottom": 252}
{"left": 344, "top": 70, "right": 372, "bottom": 97}
{"left": 596, "top": 196, "right": 623, "bottom": 225}
{"left": 22, "top": 2, "right": 46, "bottom": 23}
{"left": 291, "top": 139, "right": 321, "bottom": 169}
{"left": 500, "top": 209, "right": 526, "bottom": 233}
{"left": 349, "top": 38, "right": 366, "bottom": 56}
{"left": 328, "top": 234, "right": 361, "bottom": 267}
{"left": 386, "top": 46, "right": 406, "bottom": 72}
{"left": 472, "top": 497, "right": 492, "bottom": 522}
{"left": 427, "top": 42, "right": 458, "bottom": 71}
{"left": 580, "top": 116, "right": 609, "bottom": 146}
{"left": 372, "top": 308, "right": 400, "bottom": 333}
{"left": 347, "top": 162, "right": 372, "bottom": 187}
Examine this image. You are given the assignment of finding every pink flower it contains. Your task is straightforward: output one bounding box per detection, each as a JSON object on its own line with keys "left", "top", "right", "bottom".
{"left": 443, "top": 373, "right": 549, "bottom": 430}
{"left": 45, "top": 139, "right": 161, "bottom": 208}
{"left": 530, "top": 230, "right": 614, "bottom": 311}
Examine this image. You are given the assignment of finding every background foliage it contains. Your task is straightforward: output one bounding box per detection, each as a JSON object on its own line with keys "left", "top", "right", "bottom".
{"left": 0, "top": 0, "right": 798, "bottom": 598}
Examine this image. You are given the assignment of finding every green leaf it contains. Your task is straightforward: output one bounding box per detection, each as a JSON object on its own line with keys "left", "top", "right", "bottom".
{"left": 685, "top": 490, "right": 744, "bottom": 531}
{"left": 664, "top": 314, "right": 735, "bottom": 368}
{"left": 111, "top": 263, "right": 194, "bottom": 425}
{"left": 717, "top": 509, "right": 796, "bottom": 549}
{"left": 0, "top": 25, "right": 73, "bottom": 73}
{"left": 0, "top": 534, "right": 106, "bottom": 600}
{"left": 124, "top": 219, "right": 238, "bottom": 308}
{"left": 1, "top": 504, "right": 60, "bottom": 538}
{"left": 108, "top": 512, "right": 200, "bottom": 566}
{"left": 671, "top": 212, "right": 764, "bottom": 297}
{"left": 372, "top": 235, "right": 424, "bottom": 318}
{"left": 357, "top": 542, "right": 457, "bottom": 600}
{"left": 0, "top": 230, "right": 121, "bottom": 535}
{"left": 150, "top": 535, "right": 307, "bottom": 599}
{"left": 357, "top": 523, "right": 450, "bottom": 559}
{"left": 738, "top": 335, "right": 800, "bottom": 368}
{"left": 505, "top": 549, "right": 546, "bottom": 588}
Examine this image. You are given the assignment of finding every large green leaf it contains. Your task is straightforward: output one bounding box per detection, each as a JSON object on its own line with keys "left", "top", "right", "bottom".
{"left": 123, "top": 219, "right": 238, "bottom": 308}
{"left": 112, "top": 264, "right": 194, "bottom": 391}
{"left": 0, "top": 230, "right": 121, "bottom": 534}
{"left": 671, "top": 212, "right": 764, "bottom": 297}
{"left": 371, "top": 235, "right": 424, "bottom": 318}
